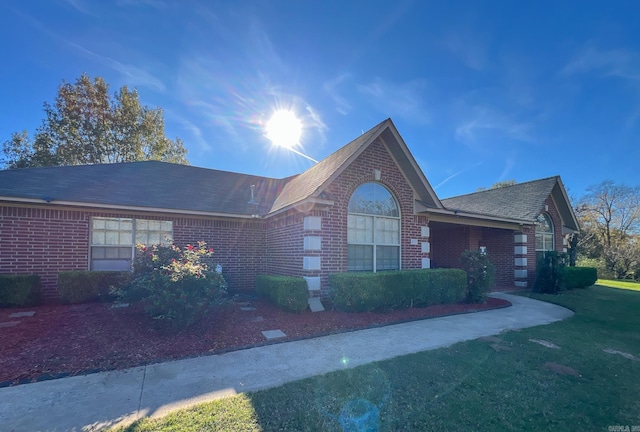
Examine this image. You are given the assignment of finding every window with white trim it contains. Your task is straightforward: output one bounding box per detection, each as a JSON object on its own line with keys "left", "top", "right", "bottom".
{"left": 347, "top": 182, "right": 400, "bottom": 272}
{"left": 535, "top": 213, "right": 554, "bottom": 261}
{"left": 90, "top": 217, "right": 173, "bottom": 271}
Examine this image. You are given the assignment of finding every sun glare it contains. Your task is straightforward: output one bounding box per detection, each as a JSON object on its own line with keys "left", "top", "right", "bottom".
{"left": 265, "top": 109, "right": 302, "bottom": 149}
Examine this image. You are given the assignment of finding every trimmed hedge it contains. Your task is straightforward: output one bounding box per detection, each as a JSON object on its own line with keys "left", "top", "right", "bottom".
{"left": 58, "top": 271, "right": 131, "bottom": 304}
{"left": 563, "top": 267, "right": 598, "bottom": 289}
{"left": 0, "top": 274, "right": 42, "bottom": 308}
{"left": 256, "top": 275, "right": 308, "bottom": 313}
{"left": 329, "top": 269, "right": 467, "bottom": 312}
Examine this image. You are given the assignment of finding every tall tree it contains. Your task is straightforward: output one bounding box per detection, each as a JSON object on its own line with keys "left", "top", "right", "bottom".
{"left": 2, "top": 74, "right": 188, "bottom": 168}
{"left": 577, "top": 180, "right": 640, "bottom": 278}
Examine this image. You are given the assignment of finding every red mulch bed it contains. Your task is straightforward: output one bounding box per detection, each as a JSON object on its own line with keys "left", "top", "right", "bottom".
{"left": 0, "top": 296, "right": 510, "bottom": 387}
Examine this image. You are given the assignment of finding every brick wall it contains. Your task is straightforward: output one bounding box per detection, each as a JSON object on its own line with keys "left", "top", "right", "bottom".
{"left": 431, "top": 224, "right": 516, "bottom": 287}
{"left": 265, "top": 211, "right": 307, "bottom": 277}
{"left": 0, "top": 204, "right": 265, "bottom": 299}
{"left": 522, "top": 196, "right": 565, "bottom": 287}
{"left": 277, "top": 137, "right": 429, "bottom": 294}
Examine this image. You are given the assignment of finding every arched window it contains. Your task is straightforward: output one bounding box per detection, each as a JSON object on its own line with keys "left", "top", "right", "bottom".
{"left": 347, "top": 182, "right": 400, "bottom": 272}
{"left": 535, "top": 213, "right": 555, "bottom": 260}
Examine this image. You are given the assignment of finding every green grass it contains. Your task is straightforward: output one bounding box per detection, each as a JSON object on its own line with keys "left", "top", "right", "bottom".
{"left": 596, "top": 279, "right": 640, "bottom": 291}
{"left": 114, "top": 286, "right": 640, "bottom": 431}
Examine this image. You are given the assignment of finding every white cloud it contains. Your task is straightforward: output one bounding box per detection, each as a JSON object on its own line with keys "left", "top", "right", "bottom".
{"left": 116, "top": 0, "right": 166, "bottom": 7}
{"left": 454, "top": 106, "right": 533, "bottom": 145}
{"left": 68, "top": 43, "right": 166, "bottom": 92}
{"left": 439, "top": 27, "right": 490, "bottom": 71}
{"left": 357, "top": 77, "right": 430, "bottom": 124}
{"left": 323, "top": 74, "right": 352, "bottom": 115}
{"left": 60, "top": 0, "right": 93, "bottom": 15}
{"left": 171, "top": 114, "right": 211, "bottom": 153}
{"left": 561, "top": 43, "right": 640, "bottom": 81}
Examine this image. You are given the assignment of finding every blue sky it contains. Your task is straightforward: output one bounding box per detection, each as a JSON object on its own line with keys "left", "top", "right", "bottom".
{"left": 1, "top": 0, "right": 639, "bottom": 199}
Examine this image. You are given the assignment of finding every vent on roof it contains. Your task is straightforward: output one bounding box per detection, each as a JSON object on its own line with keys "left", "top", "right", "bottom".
{"left": 247, "top": 184, "right": 259, "bottom": 205}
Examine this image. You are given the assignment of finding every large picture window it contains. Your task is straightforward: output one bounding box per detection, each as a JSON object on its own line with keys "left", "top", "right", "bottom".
{"left": 535, "top": 213, "right": 554, "bottom": 261}
{"left": 90, "top": 217, "right": 173, "bottom": 271}
{"left": 347, "top": 182, "right": 400, "bottom": 272}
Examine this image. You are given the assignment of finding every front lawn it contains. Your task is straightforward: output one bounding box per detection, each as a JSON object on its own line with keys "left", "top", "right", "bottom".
{"left": 596, "top": 278, "right": 640, "bottom": 291}
{"left": 116, "top": 285, "right": 640, "bottom": 431}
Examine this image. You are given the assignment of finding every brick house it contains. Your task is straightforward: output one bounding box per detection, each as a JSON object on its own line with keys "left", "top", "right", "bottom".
{"left": 0, "top": 118, "right": 579, "bottom": 300}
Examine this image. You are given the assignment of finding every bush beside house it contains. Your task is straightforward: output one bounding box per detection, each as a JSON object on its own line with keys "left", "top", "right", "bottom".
{"left": 460, "top": 251, "right": 496, "bottom": 303}
{"left": 0, "top": 274, "right": 42, "bottom": 308}
{"left": 57, "top": 271, "right": 131, "bottom": 304}
{"left": 563, "top": 267, "right": 598, "bottom": 289}
{"left": 116, "top": 242, "right": 226, "bottom": 331}
{"left": 255, "top": 275, "right": 308, "bottom": 313}
{"left": 329, "top": 269, "right": 467, "bottom": 312}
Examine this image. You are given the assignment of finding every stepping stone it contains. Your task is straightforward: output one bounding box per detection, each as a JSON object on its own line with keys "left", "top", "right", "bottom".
{"left": 308, "top": 297, "right": 325, "bottom": 312}
{"left": 262, "top": 329, "right": 286, "bottom": 340}
{"left": 603, "top": 348, "right": 639, "bottom": 361}
{"left": 249, "top": 316, "right": 264, "bottom": 322}
{"left": 240, "top": 307, "right": 257, "bottom": 311}
{"left": 111, "top": 303, "right": 129, "bottom": 308}
{"left": 529, "top": 339, "right": 560, "bottom": 349}
{"left": 9, "top": 311, "right": 35, "bottom": 318}
{"left": 0, "top": 321, "right": 20, "bottom": 328}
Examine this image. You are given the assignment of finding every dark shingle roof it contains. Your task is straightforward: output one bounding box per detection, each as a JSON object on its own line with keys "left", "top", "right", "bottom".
{"left": 269, "top": 119, "right": 389, "bottom": 213}
{"left": 0, "top": 161, "right": 290, "bottom": 216}
{"left": 441, "top": 176, "right": 559, "bottom": 222}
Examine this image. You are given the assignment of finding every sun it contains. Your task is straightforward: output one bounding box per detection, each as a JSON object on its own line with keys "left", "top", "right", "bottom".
{"left": 265, "top": 109, "right": 302, "bottom": 149}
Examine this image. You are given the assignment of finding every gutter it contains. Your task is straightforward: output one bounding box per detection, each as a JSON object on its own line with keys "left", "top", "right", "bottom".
{"left": 0, "top": 196, "right": 260, "bottom": 220}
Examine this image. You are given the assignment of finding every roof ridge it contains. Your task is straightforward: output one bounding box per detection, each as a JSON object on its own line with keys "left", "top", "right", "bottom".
{"left": 0, "top": 159, "right": 284, "bottom": 182}
{"left": 443, "top": 175, "right": 559, "bottom": 200}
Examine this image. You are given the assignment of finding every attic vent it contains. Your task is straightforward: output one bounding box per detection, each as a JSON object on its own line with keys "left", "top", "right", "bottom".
{"left": 247, "top": 184, "right": 259, "bottom": 205}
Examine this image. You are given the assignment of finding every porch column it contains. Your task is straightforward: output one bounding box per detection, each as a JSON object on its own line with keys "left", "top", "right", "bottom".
{"left": 420, "top": 225, "right": 430, "bottom": 269}
{"left": 514, "top": 233, "right": 528, "bottom": 288}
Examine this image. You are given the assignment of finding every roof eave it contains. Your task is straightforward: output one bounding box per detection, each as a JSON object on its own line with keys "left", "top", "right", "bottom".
{"left": 423, "top": 206, "right": 533, "bottom": 227}
{"left": 0, "top": 196, "right": 260, "bottom": 220}
{"left": 264, "top": 197, "right": 335, "bottom": 218}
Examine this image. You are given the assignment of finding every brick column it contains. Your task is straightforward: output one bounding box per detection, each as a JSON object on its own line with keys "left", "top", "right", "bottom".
{"left": 514, "top": 233, "right": 528, "bottom": 288}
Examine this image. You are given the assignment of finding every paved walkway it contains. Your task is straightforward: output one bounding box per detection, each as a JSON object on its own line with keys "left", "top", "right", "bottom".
{"left": 0, "top": 293, "right": 573, "bottom": 431}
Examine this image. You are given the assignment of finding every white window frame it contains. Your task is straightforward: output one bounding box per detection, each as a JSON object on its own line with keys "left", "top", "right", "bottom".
{"left": 535, "top": 213, "right": 555, "bottom": 259}
{"left": 347, "top": 182, "right": 401, "bottom": 272}
{"left": 89, "top": 217, "right": 173, "bottom": 271}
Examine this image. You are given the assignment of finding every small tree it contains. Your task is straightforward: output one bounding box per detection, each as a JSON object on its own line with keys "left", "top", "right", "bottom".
{"left": 116, "top": 241, "right": 226, "bottom": 331}
{"left": 533, "top": 251, "right": 566, "bottom": 294}
{"left": 460, "top": 250, "right": 495, "bottom": 303}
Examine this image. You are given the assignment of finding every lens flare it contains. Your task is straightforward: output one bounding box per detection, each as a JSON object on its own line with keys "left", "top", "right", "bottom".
{"left": 265, "top": 109, "right": 302, "bottom": 149}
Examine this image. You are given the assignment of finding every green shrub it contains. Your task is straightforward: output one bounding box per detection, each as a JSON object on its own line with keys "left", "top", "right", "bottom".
{"left": 329, "top": 269, "right": 467, "bottom": 312}
{"left": 58, "top": 271, "right": 131, "bottom": 304}
{"left": 256, "top": 275, "right": 308, "bottom": 313}
{"left": 329, "top": 273, "right": 386, "bottom": 312}
{"left": 563, "top": 266, "right": 598, "bottom": 289}
{"left": 410, "top": 269, "right": 467, "bottom": 307}
{"left": 460, "top": 251, "right": 496, "bottom": 303}
{"left": 0, "top": 274, "right": 42, "bottom": 308}
{"left": 116, "top": 241, "right": 226, "bottom": 331}
{"left": 534, "top": 251, "right": 566, "bottom": 294}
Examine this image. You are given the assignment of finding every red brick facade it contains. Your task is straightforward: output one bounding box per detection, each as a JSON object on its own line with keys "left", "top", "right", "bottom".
{"left": 0, "top": 137, "right": 570, "bottom": 300}
{"left": 265, "top": 138, "right": 430, "bottom": 296}
{"left": 0, "top": 205, "right": 267, "bottom": 299}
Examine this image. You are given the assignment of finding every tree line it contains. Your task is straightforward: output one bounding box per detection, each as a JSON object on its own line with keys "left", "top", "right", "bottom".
{"left": 574, "top": 181, "right": 640, "bottom": 280}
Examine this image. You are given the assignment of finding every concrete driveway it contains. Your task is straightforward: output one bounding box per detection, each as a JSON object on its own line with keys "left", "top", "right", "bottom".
{"left": 0, "top": 293, "right": 572, "bottom": 431}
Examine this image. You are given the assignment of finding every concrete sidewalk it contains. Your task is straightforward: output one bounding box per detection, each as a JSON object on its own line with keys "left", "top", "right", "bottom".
{"left": 0, "top": 293, "right": 573, "bottom": 431}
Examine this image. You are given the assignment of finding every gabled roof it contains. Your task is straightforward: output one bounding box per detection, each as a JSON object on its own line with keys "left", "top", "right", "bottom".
{"left": 269, "top": 118, "right": 442, "bottom": 214}
{"left": 0, "top": 161, "right": 290, "bottom": 217}
{"left": 441, "top": 176, "right": 579, "bottom": 231}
